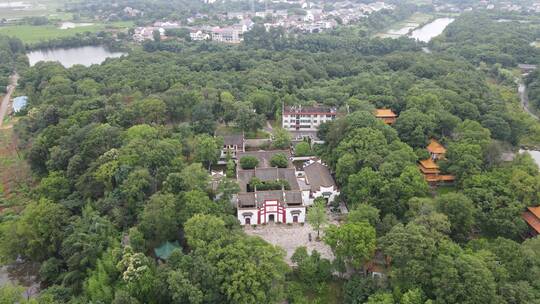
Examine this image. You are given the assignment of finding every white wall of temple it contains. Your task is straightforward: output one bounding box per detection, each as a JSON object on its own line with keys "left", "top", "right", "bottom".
{"left": 312, "top": 186, "right": 340, "bottom": 203}
{"left": 302, "top": 190, "right": 313, "bottom": 206}
{"left": 238, "top": 208, "right": 258, "bottom": 225}
{"left": 286, "top": 207, "right": 306, "bottom": 223}
{"left": 237, "top": 206, "right": 306, "bottom": 225}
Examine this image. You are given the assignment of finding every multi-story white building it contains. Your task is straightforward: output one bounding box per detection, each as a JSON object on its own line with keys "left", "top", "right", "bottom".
{"left": 211, "top": 26, "right": 244, "bottom": 43}
{"left": 282, "top": 105, "right": 337, "bottom": 132}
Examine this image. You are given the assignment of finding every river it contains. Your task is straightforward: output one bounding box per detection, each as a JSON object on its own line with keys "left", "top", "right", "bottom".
{"left": 409, "top": 17, "right": 455, "bottom": 43}
{"left": 27, "top": 46, "right": 126, "bottom": 68}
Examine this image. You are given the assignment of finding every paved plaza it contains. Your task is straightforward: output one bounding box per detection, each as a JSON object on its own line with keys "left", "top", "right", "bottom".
{"left": 245, "top": 222, "right": 335, "bottom": 264}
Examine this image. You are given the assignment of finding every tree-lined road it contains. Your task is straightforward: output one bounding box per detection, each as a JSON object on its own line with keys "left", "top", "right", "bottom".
{"left": 0, "top": 73, "right": 19, "bottom": 127}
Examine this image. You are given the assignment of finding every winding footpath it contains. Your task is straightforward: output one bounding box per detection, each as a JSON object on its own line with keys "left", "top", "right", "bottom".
{"left": 518, "top": 80, "right": 539, "bottom": 121}
{"left": 0, "top": 73, "right": 19, "bottom": 128}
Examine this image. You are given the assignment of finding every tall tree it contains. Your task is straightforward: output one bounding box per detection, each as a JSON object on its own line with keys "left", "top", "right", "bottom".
{"left": 324, "top": 222, "right": 376, "bottom": 270}
{"left": 307, "top": 198, "right": 328, "bottom": 240}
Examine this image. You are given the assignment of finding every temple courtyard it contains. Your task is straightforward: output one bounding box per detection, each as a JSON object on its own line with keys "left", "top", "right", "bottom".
{"left": 244, "top": 221, "right": 335, "bottom": 264}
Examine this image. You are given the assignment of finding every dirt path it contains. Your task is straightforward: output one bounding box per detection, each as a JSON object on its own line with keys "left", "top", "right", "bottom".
{"left": 0, "top": 73, "right": 19, "bottom": 127}
{"left": 518, "top": 81, "right": 539, "bottom": 120}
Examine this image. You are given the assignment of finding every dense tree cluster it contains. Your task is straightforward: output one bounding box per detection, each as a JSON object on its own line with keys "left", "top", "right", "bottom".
{"left": 2, "top": 8, "right": 540, "bottom": 303}
{"left": 0, "top": 35, "right": 25, "bottom": 92}
{"left": 431, "top": 11, "right": 540, "bottom": 66}
{"left": 526, "top": 69, "right": 540, "bottom": 110}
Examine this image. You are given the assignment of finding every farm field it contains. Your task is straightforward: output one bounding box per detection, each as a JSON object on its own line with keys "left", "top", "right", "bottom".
{"left": 0, "top": 0, "right": 71, "bottom": 20}
{"left": 0, "top": 21, "right": 133, "bottom": 44}
{"left": 375, "top": 12, "right": 434, "bottom": 38}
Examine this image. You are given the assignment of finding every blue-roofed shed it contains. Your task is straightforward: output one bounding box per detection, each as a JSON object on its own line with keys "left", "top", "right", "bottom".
{"left": 13, "top": 96, "right": 28, "bottom": 113}
{"left": 154, "top": 241, "right": 181, "bottom": 260}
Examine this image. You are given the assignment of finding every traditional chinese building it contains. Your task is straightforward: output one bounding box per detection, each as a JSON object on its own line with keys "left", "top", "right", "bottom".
{"left": 374, "top": 109, "right": 397, "bottom": 125}
{"left": 297, "top": 158, "right": 340, "bottom": 205}
{"left": 522, "top": 206, "right": 540, "bottom": 237}
{"left": 236, "top": 150, "right": 306, "bottom": 225}
{"left": 418, "top": 139, "right": 455, "bottom": 184}
{"left": 219, "top": 133, "right": 245, "bottom": 162}
{"left": 417, "top": 159, "right": 455, "bottom": 184}
{"left": 427, "top": 139, "right": 446, "bottom": 160}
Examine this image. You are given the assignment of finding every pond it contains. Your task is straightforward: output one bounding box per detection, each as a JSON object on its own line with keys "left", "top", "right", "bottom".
{"left": 27, "top": 46, "right": 126, "bottom": 68}
{"left": 409, "top": 17, "right": 455, "bottom": 43}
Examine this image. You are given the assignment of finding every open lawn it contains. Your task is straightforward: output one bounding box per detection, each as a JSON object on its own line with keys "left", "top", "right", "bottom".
{"left": 0, "top": 21, "right": 133, "bottom": 44}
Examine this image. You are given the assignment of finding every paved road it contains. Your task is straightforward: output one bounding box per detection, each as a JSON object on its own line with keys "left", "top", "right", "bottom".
{"left": 518, "top": 81, "right": 539, "bottom": 121}
{"left": 0, "top": 73, "right": 19, "bottom": 127}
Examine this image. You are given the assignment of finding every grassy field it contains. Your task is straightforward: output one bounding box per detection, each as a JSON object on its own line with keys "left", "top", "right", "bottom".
{"left": 0, "top": 21, "right": 133, "bottom": 44}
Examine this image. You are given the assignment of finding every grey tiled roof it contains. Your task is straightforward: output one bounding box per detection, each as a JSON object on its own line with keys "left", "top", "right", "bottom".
{"left": 237, "top": 167, "right": 299, "bottom": 192}
{"left": 237, "top": 190, "right": 303, "bottom": 208}
{"left": 222, "top": 134, "right": 244, "bottom": 146}
{"left": 237, "top": 150, "right": 292, "bottom": 168}
{"left": 304, "top": 161, "right": 336, "bottom": 192}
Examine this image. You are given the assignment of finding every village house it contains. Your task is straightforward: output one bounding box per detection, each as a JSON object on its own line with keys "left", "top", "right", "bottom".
{"left": 123, "top": 7, "right": 142, "bottom": 17}
{"left": 219, "top": 134, "right": 245, "bottom": 162}
{"left": 522, "top": 206, "right": 540, "bottom": 237}
{"left": 418, "top": 139, "right": 455, "bottom": 184}
{"left": 190, "top": 30, "right": 210, "bottom": 41}
{"left": 153, "top": 21, "right": 181, "bottom": 29}
{"left": 133, "top": 26, "right": 165, "bottom": 42}
{"left": 374, "top": 108, "right": 397, "bottom": 125}
{"left": 518, "top": 64, "right": 537, "bottom": 75}
{"left": 237, "top": 18, "right": 255, "bottom": 32}
{"left": 227, "top": 12, "right": 246, "bottom": 20}
{"left": 211, "top": 26, "right": 244, "bottom": 43}
{"left": 297, "top": 158, "right": 340, "bottom": 205}
{"left": 236, "top": 150, "right": 306, "bottom": 225}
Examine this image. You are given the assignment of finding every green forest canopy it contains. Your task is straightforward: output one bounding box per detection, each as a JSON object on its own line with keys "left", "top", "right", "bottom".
{"left": 1, "top": 9, "right": 540, "bottom": 304}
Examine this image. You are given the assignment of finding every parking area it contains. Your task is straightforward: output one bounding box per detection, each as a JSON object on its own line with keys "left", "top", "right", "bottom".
{"left": 244, "top": 222, "right": 335, "bottom": 264}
